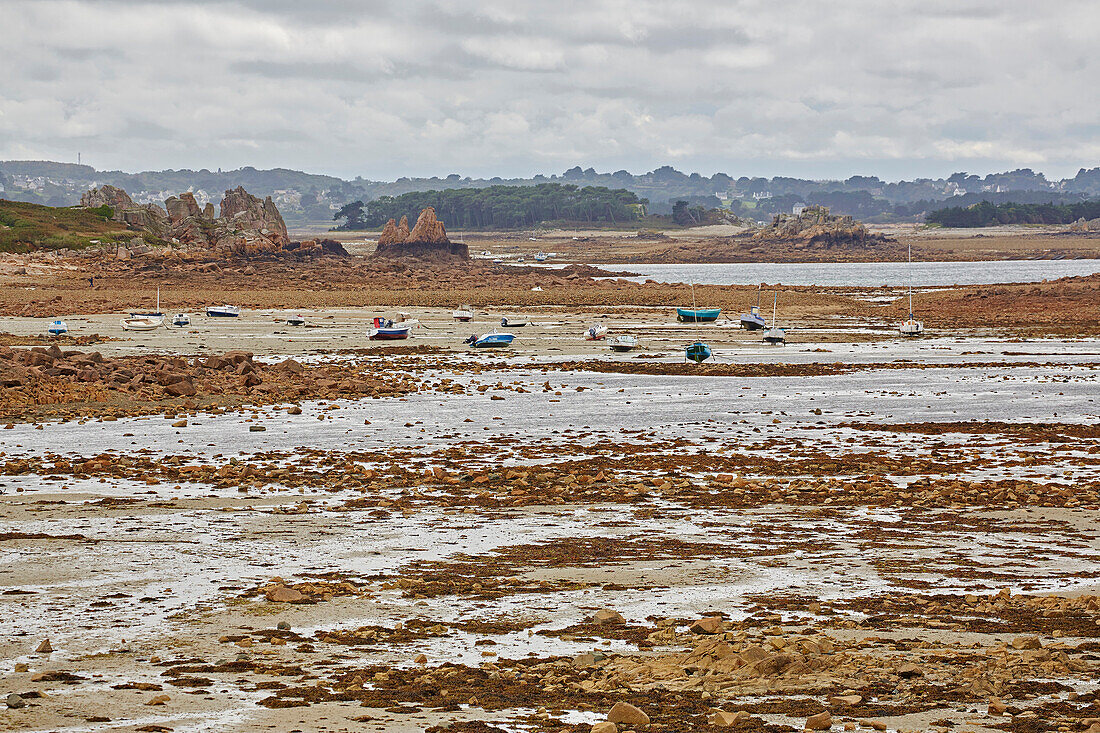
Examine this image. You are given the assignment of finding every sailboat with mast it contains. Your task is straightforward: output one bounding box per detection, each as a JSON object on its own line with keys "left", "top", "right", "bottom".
{"left": 122, "top": 288, "right": 165, "bottom": 330}
{"left": 739, "top": 283, "right": 767, "bottom": 330}
{"left": 762, "top": 291, "right": 786, "bottom": 344}
{"left": 899, "top": 243, "right": 924, "bottom": 336}
{"left": 685, "top": 281, "right": 712, "bottom": 363}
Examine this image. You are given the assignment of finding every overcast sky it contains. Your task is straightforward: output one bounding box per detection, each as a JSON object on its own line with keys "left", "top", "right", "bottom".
{"left": 2, "top": 0, "right": 1098, "bottom": 181}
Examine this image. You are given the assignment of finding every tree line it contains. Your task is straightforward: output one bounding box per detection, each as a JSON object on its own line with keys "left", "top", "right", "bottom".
{"left": 334, "top": 183, "right": 645, "bottom": 229}
{"left": 925, "top": 199, "right": 1100, "bottom": 227}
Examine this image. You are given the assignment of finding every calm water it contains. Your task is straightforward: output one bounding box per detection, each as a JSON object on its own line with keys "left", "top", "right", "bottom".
{"left": 598, "top": 260, "right": 1100, "bottom": 287}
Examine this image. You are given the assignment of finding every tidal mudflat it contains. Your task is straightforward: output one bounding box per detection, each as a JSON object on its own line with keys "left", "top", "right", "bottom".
{"left": 1, "top": 331, "right": 1098, "bottom": 733}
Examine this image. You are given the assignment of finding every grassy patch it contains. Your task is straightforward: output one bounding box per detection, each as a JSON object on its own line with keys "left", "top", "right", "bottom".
{"left": 0, "top": 199, "right": 134, "bottom": 252}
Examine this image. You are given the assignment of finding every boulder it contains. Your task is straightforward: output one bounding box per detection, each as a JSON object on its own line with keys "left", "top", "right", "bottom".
{"left": 397, "top": 215, "right": 410, "bottom": 239}
{"left": 220, "top": 186, "right": 289, "bottom": 246}
{"left": 165, "top": 192, "right": 203, "bottom": 224}
{"left": 266, "top": 585, "right": 306, "bottom": 603}
{"left": 591, "top": 724, "right": 617, "bottom": 733}
{"left": 606, "top": 702, "right": 649, "bottom": 726}
{"left": 805, "top": 711, "right": 832, "bottom": 729}
{"left": 593, "top": 608, "right": 626, "bottom": 625}
{"left": 690, "top": 616, "right": 724, "bottom": 634}
{"left": 709, "top": 710, "right": 750, "bottom": 726}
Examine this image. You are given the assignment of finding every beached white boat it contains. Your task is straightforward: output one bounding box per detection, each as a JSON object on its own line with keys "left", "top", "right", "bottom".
{"left": 762, "top": 291, "right": 786, "bottom": 344}
{"left": 608, "top": 334, "right": 637, "bottom": 352}
{"left": 586, "top": 324, "right": 609, "bottom": 340}
{"left": 171, "top": 313, "right": 191, "bottom": 327}
{"left": 452, "top": 305, "right": 474, "bottom": 322}
{"left": 500, "top": 317, "right": 528, "bottom": 328}
{"left": 534, "top": 252, "right": 549, "bottom": 262}
{"left": 121, "top": 315, "right": 164, "bottom": 331}
{"left": 287, "top": 315, "right": 306, "bottom": 326}
{"left": 47, "top": 319, "right": 68, "bottom": 336}
{"left": 899, "top": 244, "right": 924, "bottom": 337}
{"left": 207, "top": 305, "right": 240, "bottom": 318}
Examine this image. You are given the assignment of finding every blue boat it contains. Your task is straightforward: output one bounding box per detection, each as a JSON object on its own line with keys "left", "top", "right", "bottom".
{"left": 685, "top": 341, "right": 711, "bottom": 363}
{"left": 465, "top": 332, "right": 514, "bottom": 348}
{"left": 47, "top": 319, "right": 68, "bottom": 336}
{"left": 676, "top": 307, "right": 721, "bottom": 323}
{"left": 739, "top": 305, "right": 766, "bottom": 330}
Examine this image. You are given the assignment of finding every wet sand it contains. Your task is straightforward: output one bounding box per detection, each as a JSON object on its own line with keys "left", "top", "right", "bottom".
{"left": 1, "top": 253, "right": 1098, "bottom": 732}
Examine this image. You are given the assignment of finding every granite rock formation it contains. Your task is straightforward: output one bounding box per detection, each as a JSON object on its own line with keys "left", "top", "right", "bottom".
{"left": 79, "top": 185, "right": 334, "bottom": 258}
{"left": 373, "top": 207, "right": 468, "bottom": 259}
{"left": 81, "top": 185, "right": 169, "bottom": 239}
{"left": 754, "top": 206, "right": 881, "bottom": 246}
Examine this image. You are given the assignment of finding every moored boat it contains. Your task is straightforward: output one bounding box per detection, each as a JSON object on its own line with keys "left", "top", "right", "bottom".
{"left": 465, "top": 332, "right": 514, "bottom": 348}
{"left": 287, "top": 315, "right": 306, "bottom": 326}
{"left": 171, "top": 313, "right": 191, "bottom": 327}
{"left": 586, "top": 324, "right": 609, "bottom": 340}
{"left": 369, "top": 326, "right": 411, "bottom": 340}
{"left": 47, "top": 319, "right": 68, "bottom": 336}
{"left": 534, "top": 251, "right": 549, "bottom": 262}
{"left": 207, "top": 305, "right": 241, "bottom": 318}
{"left": 608, "top": 334, "right": 637, "bottom": 352}
{"left": 762, "top": 291, "right": 786, "bottom": 344}
{"left": 452, "top": 305, "right": 474, "bottom": 322}
{"left": 739, "top": 286, "right": 766, "bottom": 330}
{"left": 121, "top": 315, "right": 164, "bottom": 331}
{"left": 898, "top": 244, "right": 924, "bottom": 337}
{"left": 500, "top": 317, "right": 528, "bottom": 328}
{"left": 686, "top": 341, "right": 712, "bottom": 362}
{"left": 676, "top": 307, "right": 721, "bottom": 323}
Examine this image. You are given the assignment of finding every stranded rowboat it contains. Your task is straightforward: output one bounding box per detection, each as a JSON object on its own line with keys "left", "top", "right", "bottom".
{"left": 452, "top": 305, "right": 474, "bottom": 322}
{"left": 207, "top": 305, "right": 240, "bottom": 318}
{"left": 47, "top": 320, "right": 68, "bottom": 336}
{"left": 171, "top": 313, "right": 191, "bottom": 327}
{"left": 500, "top": 317, "right": 528, "bottom": 328}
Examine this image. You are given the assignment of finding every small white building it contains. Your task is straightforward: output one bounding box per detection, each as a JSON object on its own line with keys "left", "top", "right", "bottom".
{"left": 752, "top": 191, "right": 773, "bottom": 200}
{"left": 792, "top": 203, "right": 807, "bottom": 215}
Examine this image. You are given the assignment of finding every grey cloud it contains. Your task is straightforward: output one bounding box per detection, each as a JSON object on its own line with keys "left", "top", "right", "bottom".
{"left": 1, "top": 0, "right": 1097, "bottom": 180}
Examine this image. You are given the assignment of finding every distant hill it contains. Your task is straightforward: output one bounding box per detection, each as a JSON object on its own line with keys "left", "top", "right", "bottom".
{"left": 0, "top": 199, "right": 137, "bottom": 253}
{"left": 3, "top": 159, "right": 1100, "bottom": 226}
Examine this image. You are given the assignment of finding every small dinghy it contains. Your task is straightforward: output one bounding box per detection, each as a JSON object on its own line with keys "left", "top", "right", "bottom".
{"left": 207, "top": 304, "right": 240, "bottom": 318}
{"left": 171, "top": 313, "right": 191, "bottom": 327}
{"left": 287, "top": 315, "right": 306, "bottom": 326}
{"left": 47, "top": 319, "right": 68, "bottom": 336}
{"left": 686, "top": 341, "right": 712, "bottom": 363}
{"left": 500, "top": 317, "right": 528, "bottom": 328}
{"left": 761, "top": 291, "right": 786, "bottom": 344}
{"left": 452, "top": 305, "right": 474, "bottom": 322}
{"left": 534, "top": 251, "right": 549, "bottom": 262}
{"left": 586, "top": 324, "right": 609, "bottom": 340}
{"left": 369, "top": 317, "right": 410, "bottom": 340}
{"left": 465, "top": 332, "right": 514, "bottom": 348}
{"left": 121, "top": 315, "right": 164, "bottom": 331}
{"left": 608, "top": 334, "right": 637, "bottom": 352}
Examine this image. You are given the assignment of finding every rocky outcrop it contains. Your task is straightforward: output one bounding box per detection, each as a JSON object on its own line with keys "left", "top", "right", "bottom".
{"left": 406, "top": 207, "right": 449, "bottom": 245}
{"left": 165, "top": 192, "right": 202, "bottom": 224}
{"left": 376, "top": 219, "right": 404, "bottom": 246}
{"left": 373, "top": 207, "right": 468, "bottom": 259}
{"left": 80, "top": 185, "right": 134, "bottom": 211}
{"left": 754, "top": 205, "right": 881, "bottom": 246}
{"left": 1068, "top": 216, "right": 1100, "bottom": 233}
{"left": 220, "top": 186, "right": 289, "bottom": 247}
{"left": 81, "top": 185, "right": 169, "bottom": 239}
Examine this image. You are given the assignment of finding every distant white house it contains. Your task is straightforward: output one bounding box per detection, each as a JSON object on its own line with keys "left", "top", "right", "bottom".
{"left": 715, "top": 191, "right": 730, "bottom": 201}
{"left": 752, "top": 191, "right": 773, "bottom": 200}
{"left": 792, "top": 203, "right": 807, "bottom": 215}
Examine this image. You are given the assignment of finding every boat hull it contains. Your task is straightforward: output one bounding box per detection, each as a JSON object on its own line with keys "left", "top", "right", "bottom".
{"left": 47, "top": 321, "right": 67, "bottom": 336}
{"left": 369, "top": 328, "right": 411, "bottom": 340}
{"left": 121, "top": 316, "right": 163, "bottom": 331}
{"left": 207, "top": 306, "right": 240, "bottom": 318}
{"left": 677, "top": 308, "right": 721, "bottom": 323}
{"left": 472, "top": 333, "right": 514, "bottom": 348}
{"left": 762, "top": 328, "right": 786, "bottom": 344}
{"left": 608, "top": 336, "right": 637, "bottom": 352}
{"left": 899, "top": 321, "right": 924, "bottom": 336}
{"left": 685, "top": 342, "right": 712, "bottom": 362}
{"left": 739, "top": 314, "right": 766, "bottom": 330}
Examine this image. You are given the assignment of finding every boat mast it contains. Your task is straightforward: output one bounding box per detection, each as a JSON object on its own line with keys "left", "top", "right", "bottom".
{"left": 771, "top": 290, "right": 777, "bottom": 328}
{"left": 157, "top": 287, "right": 160, "bottom": 314}
{"left": 907, "top": 243, "right": 913, "bottom": 318}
